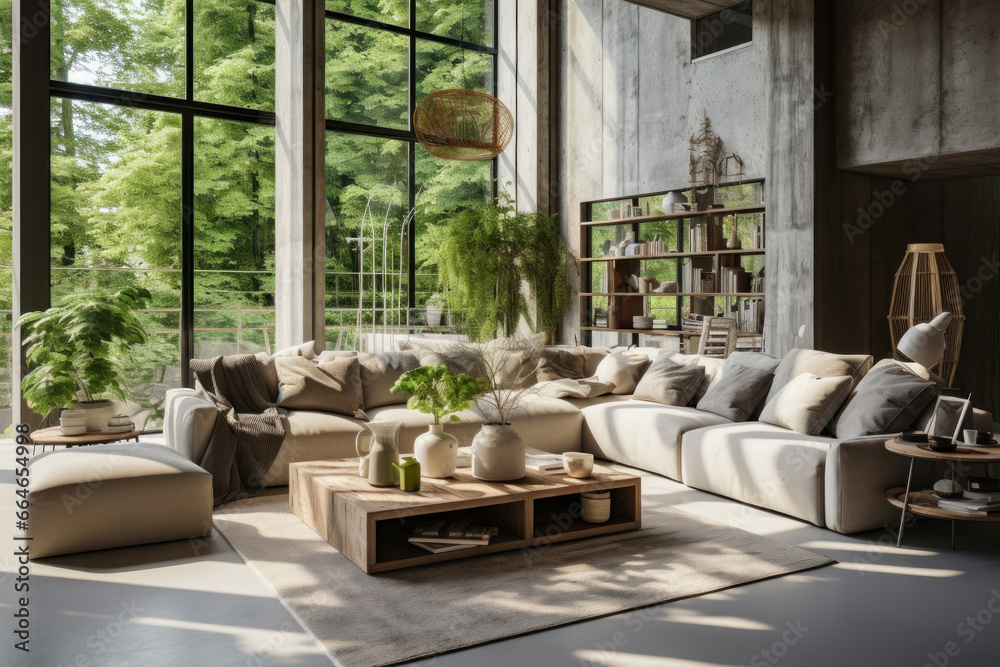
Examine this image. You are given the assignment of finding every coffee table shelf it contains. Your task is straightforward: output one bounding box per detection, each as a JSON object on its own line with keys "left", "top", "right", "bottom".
{"left": 290, "top": 454, "right": 642, "bottom": 573}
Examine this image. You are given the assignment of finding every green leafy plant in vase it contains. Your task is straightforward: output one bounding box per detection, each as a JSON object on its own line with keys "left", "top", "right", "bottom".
{"left": 17, "top": 287, "right": 152, "bottom": 431}
{"left": 391, "top": 364, "right": 490, "bottom": 478}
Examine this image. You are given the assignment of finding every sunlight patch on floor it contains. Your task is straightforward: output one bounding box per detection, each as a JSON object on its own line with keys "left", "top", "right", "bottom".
{"left": 662, "top": 608, "right": 773, "bottom": 631}
{"left": 801, "top": 540, "right": 938, "bottom": 557}
{"left": 833, "top": 562, "right": 964, "bottom": 577}
{"left": 574, "top": 650, "right": 746, "bottom": 667}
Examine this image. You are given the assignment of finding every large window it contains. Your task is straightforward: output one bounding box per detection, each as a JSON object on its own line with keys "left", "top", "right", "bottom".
{"left": 324, "top": 0, "right": 497, "bottom": 350}
{"left": 1, "top": 1, "right": 12, "bottom": 434}
{"left": 43, "top": 0, "right": 277, "bottom": 427}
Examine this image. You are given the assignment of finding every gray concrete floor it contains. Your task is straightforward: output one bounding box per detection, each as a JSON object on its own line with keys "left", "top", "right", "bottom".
{"left": 2, "top": 440, "right": 1000, "bottom": 667}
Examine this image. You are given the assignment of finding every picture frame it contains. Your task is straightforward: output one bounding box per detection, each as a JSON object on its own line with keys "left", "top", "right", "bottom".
{"left": 925, "top": 396, "right": 972, "bottom": 443}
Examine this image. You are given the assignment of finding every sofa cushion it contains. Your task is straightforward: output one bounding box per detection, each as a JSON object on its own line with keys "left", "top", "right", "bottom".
{"left": 830, "top": 359, "right": 938, "bottom": 440}
{"left": 582, "top": 347, "right": 611, "bottom": 376}
{"left": 27, "top": 443, "right": 213, "bottom": 558}
{"left": 765, "top": 348, "right": 873, "bottom": 405}
{"left": 357, "top": 351, "right": 420, "bottom": 409}
{"left": 399, "top": 337, "right": 481, "bottom": 376}
{"left": 254, "top": 341, "right": 320, "bottom": 401}
{"left": 594, "top": 352, "right": 650, "bottom": 394}
{"left": 581, "top": 400, "right": 731, "bottom": 481}
{"left": 536, "top": 347, "right": 586, "bottom": 382}
{"left": 275, "top": 354, "right": 364, "bottom": 417}
{"left": 759, "top": 373, "right": 854, "bottom": 436}
{"left": 680, "top": 422, "right": 831, "bottom": 527}
{"left": 536, "top": 378, "right": 616, "bottom": 399}
{"left": 633, "top": 358, "right": 705, "bottom": 406}
{"left": 261, "top": 410, "right": 366, "bottom": 486}
{"left": 696, "top": 364, "right": 774, "bottom": 422}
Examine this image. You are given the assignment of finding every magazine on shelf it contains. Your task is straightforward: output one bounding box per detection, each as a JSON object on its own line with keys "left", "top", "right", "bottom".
{"left": 410, "top": 521, "right": 498, "bottom": 546}
{"left": 525, "top": 454, "right": 565, "bottom": 472}
{"left": 411, "top": 542, "right": 481, "bottom": 554}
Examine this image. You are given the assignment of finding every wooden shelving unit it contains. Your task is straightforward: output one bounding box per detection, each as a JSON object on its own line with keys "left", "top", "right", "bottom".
{"left": 579, "top": 183, "right": 766, "bottom": 349}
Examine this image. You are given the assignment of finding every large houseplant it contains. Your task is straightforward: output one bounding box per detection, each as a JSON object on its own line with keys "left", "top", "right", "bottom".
{"left": 17, "top": 287, "right": 151, "bottom": 428}
{"left": 391, "top": 364, "right": 490, "bottom": 478}
{"left": 438, "top": 189, "right": 574, "bottom": 342}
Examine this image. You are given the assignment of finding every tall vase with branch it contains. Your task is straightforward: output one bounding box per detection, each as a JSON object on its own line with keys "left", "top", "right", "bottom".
{"left": 689, "top": 116, "right": 745, "bottom": 205}
{"left": 464, "top": 336, "right": 542, "bottom": 481}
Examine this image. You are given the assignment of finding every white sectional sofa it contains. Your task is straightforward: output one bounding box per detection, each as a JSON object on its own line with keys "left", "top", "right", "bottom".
{"left": 164, "top": 341, "right": 991, "bottom": 534}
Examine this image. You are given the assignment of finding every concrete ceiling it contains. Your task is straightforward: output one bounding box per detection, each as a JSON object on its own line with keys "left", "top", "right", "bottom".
{"left": 621, "top": 0, "right": 736, "bottom": 20}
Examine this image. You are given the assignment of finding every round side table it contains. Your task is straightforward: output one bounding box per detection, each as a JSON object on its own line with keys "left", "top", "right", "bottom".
{"left": 885, "top": 438, "right": 1000, "bottom": 548}
{"left": 30, "top": 427, "right": 144, "bottom": 454}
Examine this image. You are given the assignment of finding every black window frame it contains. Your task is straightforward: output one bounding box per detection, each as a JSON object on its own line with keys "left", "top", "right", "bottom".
{"left": 691, "top": 0, "right": 753, "bottom": 61}
{"left": 325, "top": 0, "right": 500, "bottom": 307}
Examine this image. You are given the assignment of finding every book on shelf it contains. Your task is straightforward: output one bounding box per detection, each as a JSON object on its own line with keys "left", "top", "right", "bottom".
{"left": 525, "top": 454, "right": 565, "bottom": 472}
{"left": 736, "top": 298, "right": 764, "bottom": 334}
{"left": 411, "top": 521, "right": 499, "bottom": 542}
{"left": 937, "top": 492, "right": 1000, "bottom": 513}
{"left": 411, "top": 542, "right": 481, "bottom": 554}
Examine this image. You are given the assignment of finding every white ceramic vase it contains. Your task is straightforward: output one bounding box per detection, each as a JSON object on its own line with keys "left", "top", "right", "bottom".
{"left": 471, "top": 424, "right": 526, "bottom": 481}
{"left": 72, "top": 399, "right": 116, "bottom": 432}
{"left": 414, "top": 423, "right": 458, "bottom": 478}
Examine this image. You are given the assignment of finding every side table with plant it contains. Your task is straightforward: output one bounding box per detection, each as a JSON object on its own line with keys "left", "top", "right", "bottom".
{"left": 391, "top": 365, "right": 490, "bottom": 478}
{"left": 17, "top": 287, "right": 151, "bottom": 431}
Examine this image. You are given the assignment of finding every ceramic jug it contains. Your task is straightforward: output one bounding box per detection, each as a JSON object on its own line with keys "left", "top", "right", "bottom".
{"left": 356, "top": 421, "right": 402, "bottom": 487}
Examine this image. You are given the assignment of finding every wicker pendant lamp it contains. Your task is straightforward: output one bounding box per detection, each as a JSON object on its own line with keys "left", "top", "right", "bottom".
{"left": 888, "top": 243, "right": 965, "bottom": 386}
{"left": 414, "top": 89, "right": 513, "bottom": 161}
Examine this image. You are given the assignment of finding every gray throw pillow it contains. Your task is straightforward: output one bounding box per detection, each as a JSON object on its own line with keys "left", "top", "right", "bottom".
{"left": 275, "top": 355, "right": 364, "bottom": 417}
{"left": 697, "top": 364, "right": 774, "bottom": 422}
{"left": 830, "top": 359, "right": 938, "bottom": 439}
{"left": 632, "top": 358, "right": 706, "bottom": 406}
{"left": 759, "top": 373, "right": 854, "bottom": 436}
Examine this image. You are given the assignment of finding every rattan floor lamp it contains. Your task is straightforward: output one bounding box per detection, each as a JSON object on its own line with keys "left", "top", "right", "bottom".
{"left": 888, "top": 243, "right": 965, "bottom": 386}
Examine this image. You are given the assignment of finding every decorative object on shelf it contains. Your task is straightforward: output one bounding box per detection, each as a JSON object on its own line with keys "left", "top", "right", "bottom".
{"left": 633, "top": 316, "right": 654, "bottom": 330}
{"left": 391, "top": 458, "right": 421, "bottom": 492}
{"left": 727, "top": 216, "right": 742, "bottom": 249}
{"left": 689, "top": 116, "right": 745, "bottom": 193}
{"left": 888, "top": 244, "right": 964, "bottom": 385}
{"left": 933, "top": 478, "right": 964, "bottom": 499}
{"left": 581, "top": 490, "right": 611, "bottom": 523}
{"left": 16, "top": 287, "right": 151, "bottom": 427}
{"left": 355, "top": 421, "right": 403, "bottom": 487}
{"left": 391, "top": 364, "right": 490, "bottom": 479}
{"left": 414, "top": 89, "right": 513, "bottom": 161}
{"left": 563, "top": 452, "right": 595, "bottom": 479}
{"left": 652, "top": 281, "right": 678, "bottom": 294}
{"left": 662, "top": 190, "right": 689, "bottom": 214}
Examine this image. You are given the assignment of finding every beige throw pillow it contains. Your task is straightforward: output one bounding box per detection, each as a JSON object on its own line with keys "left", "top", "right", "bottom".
{"left": 275, "top": 355, "right": 364, "bottom": 417}
{"left": 765, "top": 349, "right": 873, "bottom": 405}
{"left": 536, "top": 348, "right": 586, "bottom": 382}
{"left": 593, "top": 352, "right": 650, "bottom": 395}
{"left": 254, "top": 341, "right": 320, "bottom": 401}
{"left": 632, "top": 358, "right": 705, "bottom": 406}
{"left": 759, "top": 373, "right": 854, "bottom": 436}
{"left": 358, "top": 351, "right": 419, "bottom": 409}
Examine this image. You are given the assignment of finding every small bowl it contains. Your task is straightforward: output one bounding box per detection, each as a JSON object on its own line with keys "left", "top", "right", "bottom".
{"left": 563, "top": 452, "right": 595, "bottom": 478}
{"left": 929, "top": 436, "right": 957, "bottom": 452}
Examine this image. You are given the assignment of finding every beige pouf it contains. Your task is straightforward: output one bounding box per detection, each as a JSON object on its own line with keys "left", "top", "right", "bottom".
{"left": 27, "top": 443, "right": 213, "bottom": 559}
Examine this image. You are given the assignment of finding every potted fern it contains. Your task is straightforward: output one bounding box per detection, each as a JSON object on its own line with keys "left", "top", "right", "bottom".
{"left": 391, "top": 365, "right": 490, "bottom": 478}
{"left": 17, "top": 287, "right": 152, "bottom": 430}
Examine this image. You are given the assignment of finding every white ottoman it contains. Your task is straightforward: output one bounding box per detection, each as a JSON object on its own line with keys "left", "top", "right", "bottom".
{"left": 27, "top": 443, "right": 213, "bottom": 559}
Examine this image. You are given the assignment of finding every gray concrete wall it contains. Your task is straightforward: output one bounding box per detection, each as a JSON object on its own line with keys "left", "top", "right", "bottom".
{"left": 557, "top": 0, "right": 770, "bottom": 342}
{"left": 839, "top": 0, "right": 1000, "bottom": 170}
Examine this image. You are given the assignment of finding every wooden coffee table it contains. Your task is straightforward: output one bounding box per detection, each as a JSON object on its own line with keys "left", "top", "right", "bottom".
{"left": 30, "top": 426, "right": 144, "bottom": 454}
{"left": 289, "top": 453, "right": 642, "bottom": 573}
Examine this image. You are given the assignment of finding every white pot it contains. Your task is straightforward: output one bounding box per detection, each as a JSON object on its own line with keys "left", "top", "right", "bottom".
{"left": 414, "top": 423, "right": 458, "bottom": 478}
{"left": 426, "top": 305, "right": 443, "bottom": 327}
{"left": 471, "top": 424, "right": 526, "bottom": 481}
{"left": 70, "top": 400, "right": 116, "bottom": 432}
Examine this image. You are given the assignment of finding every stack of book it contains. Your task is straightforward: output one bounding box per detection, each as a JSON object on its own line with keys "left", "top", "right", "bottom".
{"left": 718, "top": 266, "right": 751, "bottom": 293}
{"left": 751, "top": 223, "right": 765, "bottom": 249}
{"left": 937, "top": 491, "right": 1000, "bottom": 515}
{"left": 736, "top": 298, "right": 764, "bottom": 334}
{"left": 688, "top": 223, "right": 705, "bottom": 252}
{"left": 652, "top": 319, "right": 669, "bottom": 330}
{"left": 409, "top": 521, "right": 499, "bottom": 554}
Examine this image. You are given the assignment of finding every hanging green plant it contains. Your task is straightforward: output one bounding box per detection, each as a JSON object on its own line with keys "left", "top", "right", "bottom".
{"left": 438, "top": 189, "right": 575, "bottom": 342}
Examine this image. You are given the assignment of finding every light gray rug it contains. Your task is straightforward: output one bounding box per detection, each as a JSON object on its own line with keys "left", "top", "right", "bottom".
{"left": 214, "top": 495, "right": 834, "bottom": 667}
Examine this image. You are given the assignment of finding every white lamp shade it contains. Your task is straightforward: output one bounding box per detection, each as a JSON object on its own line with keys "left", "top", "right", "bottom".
{"left": 897, "top": 312, "right": 953, "bottom": 370}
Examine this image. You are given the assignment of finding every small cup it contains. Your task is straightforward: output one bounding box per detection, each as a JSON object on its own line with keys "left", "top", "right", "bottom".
{"left": 964, "top": 429, "right": 979, "bottom": 445}
{"left": 563, "top": 452, "right": 595, "bottom": 478}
